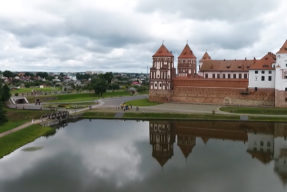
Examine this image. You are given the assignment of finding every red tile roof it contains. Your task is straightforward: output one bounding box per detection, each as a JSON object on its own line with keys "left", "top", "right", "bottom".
{"left": 277, "top": 40, "right": 287, "bottom": 54}
{"left": 200, "top": 59, "right": 254, "bottom": 72}
{"left": 153, "top": 44, "right": 173, "bottom": 57}
{"left": 200, "top": 52, "right": 211, "bottom": 61}
{"left": 178, "top": 44, "right": 196, "bottom": 59}
{"left": 249, "top": 52, "right": 276, "bottom": 70}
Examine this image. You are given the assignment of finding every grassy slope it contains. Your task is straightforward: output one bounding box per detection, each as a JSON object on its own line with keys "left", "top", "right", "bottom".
{"left": 81, "top": 111, "right": 116, "bottom": 119}
{"left": 220, "top": 106, "right": 287, "bottom": 115}
{"left": 0, "top": 124, "right": 55, "bottom": 158}
{"left": 0, "top": 108, "right": 50, "bottom": 133}
{"left": 124, "top": 98, "right": 160, "bottom": 106}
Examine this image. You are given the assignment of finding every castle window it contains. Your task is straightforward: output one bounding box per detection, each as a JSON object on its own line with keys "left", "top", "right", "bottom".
{"left": 260, "top": 141, "right": 264, "bottom": 146}
{"left": 217, "top": 74, "right": 220, "bottom": 78}
{"left": 239, "top": 74, "right": 242, "bottom": 79}
{"left": 212, "top": 74, "right": 215, "bottom": 78}
{"left": 205, "top": 74, "right": 208, "bottom": 78}
{"left": 285, "top": 97, "right": 287, "bottom": 102}
{"left": 268, "top": 76, "right": 272, "bottom": 81}
{"left": 223, "top": 74, "right": 226, "bottom": 79}
{"left": 262, "top": 71, "right": 265, "bottom": 74}
{"left": 269, "top": 70, "right": 272, "bottom": 74}
{"left": 255, "top": 71, "right": 258, "bottom": 74}
{"left": 244, "top": 74, "right": 248, "bottom": 79}
{"left": 233, "top": 74, "right": 236, "bottom": 79}
{"left": 159, "top": 83, "right": 162, "bottom": 87}
{"left": 261, "top": 76, "right": 265, "bottom": 81}
{"left": 228, "top": 74, "right": 231, "bottom": 79}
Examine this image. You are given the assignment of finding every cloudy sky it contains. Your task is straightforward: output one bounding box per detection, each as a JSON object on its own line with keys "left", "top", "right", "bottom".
{"left": 0, "top": 0, "right": 286, "bottom": 73}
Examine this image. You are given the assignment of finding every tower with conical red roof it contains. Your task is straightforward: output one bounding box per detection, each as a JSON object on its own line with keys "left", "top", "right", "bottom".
{"left": 149, "top": 121, "right": 175, "bottom": 167}
{"left": 178, "top": 44, "right": 197, "bottom": 77}
{"left": 149, "top": 44, "right": 176, "bottom": 102}
{"left": 199, "top": 51, "right": 211, "bottom": 73}
{"left": 275, "top": 40, "right": 287, "bottom": 107}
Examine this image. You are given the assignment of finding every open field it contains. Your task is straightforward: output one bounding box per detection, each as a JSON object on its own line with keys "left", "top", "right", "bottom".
{"left": 220, "top": 106, "right": 287, "bottom": 115}
{"left": 11, "top": 87, "right": 60, "bottom": 94}
{"left": 0, "top": 124, "right": 55, "bottom": 158}
{"left": 124, "top": 98, "right": 160, "bottom": 106}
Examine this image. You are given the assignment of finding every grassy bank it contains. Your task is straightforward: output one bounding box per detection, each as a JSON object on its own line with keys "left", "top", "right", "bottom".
{"left": 220, "top": 106, "right": 287, "bottom": 115}
{"left": 0, "top": 108, "right": 51, "bottom": 133}
{"left": 0, "top": 124, "right": 55, "bottom": 158}
{"left": 81, "top": 111, "right": 116, "bottom": 119}
{"left": 79, "top": 111, "right": 287, "bottom": 122}
{"left": 124, "top": 98, "right": 160, "bottom": 106}
{"left": 81, "top": 111, "right": 240, "bottom": 121}
{"left": 123, "top": 112, "right": 240, "bottom": 120}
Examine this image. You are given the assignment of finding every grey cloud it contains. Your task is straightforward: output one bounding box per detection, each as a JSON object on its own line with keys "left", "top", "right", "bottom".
{"left": 137, "top": 0, "right": 280, "bottom": 22}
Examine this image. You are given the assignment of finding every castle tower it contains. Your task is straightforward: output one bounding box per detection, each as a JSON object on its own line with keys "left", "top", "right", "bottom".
{"left": 149, "top": 121, "right": 175, "bottom": 167}
{"left": 149, "top": 44, "right": 176, "bottom": 102}
{"left": 199, "top": 51, "right": 211, "bottom": 71}
{"left": 275, "top": 40, "right": 287, "bottom": 107}
{"left": 177, "top": 44, "right": 197, "bottom": 77}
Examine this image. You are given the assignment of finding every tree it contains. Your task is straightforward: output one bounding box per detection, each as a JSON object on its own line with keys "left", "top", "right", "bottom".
{"left": 0, "top": 82, "right": 7, "bottom": 125}
{"left": 91, "top": 78, "right": 107, "bottom": 96}
{"left": 103, "top": 72, "right": 113, "bottom": 84}
{"left": 3, "top": 70, "right": 14, "bottom": 78}
{"left": 36, "top": 72, "right": 48, "bottom": 79}
{"left": 24, "top": 72, "right": 34, "bottom": 77}
{"left": 76, "top": 73, "right": 91, "bottom": 81}
{"left": 1, "top": 84, "right": 10, "bottom": 102}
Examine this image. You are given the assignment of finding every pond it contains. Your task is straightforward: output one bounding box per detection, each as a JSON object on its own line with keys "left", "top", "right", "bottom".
{"left": 0, "top": 119, "right": 287, "bottom": 192}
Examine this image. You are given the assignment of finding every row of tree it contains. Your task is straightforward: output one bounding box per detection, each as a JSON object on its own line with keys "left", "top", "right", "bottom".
{"left": 0, "top": 81, "right": 11, "bottom": 125}
{"left": 90, "top": 72, "right": 114, "bottom": 96}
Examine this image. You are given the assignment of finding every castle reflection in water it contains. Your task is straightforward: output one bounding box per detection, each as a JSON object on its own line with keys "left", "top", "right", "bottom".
{"left": 149, "top": 121, "right": 287, "bottom": 183}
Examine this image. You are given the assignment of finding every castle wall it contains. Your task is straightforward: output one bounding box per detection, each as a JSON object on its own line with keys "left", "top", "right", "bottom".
{"left": 171, "top": 86, "right": 274, "bottom": 106}
{"left": 275, "top": 90, "right": 287, "bottom": 107}
{"left": 149, "top": 90, "right": 173, "bottom": 103}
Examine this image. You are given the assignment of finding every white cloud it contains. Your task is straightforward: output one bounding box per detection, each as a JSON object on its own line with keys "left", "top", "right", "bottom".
{"left": 0, "top": 0, "right": 286, "bottom": 72}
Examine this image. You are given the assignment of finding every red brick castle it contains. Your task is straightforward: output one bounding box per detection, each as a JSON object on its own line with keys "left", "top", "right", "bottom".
{"left": 149, "top": 41, "right": 287, "bottom": 107}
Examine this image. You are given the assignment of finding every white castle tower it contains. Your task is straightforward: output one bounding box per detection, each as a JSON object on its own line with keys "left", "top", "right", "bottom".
{"left": 275, "top": 40, "right": 287, "bottom": 107}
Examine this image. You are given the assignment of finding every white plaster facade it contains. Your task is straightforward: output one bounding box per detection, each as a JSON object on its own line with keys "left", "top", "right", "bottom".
{"left": 248, "top": 70, "right": 275, "bottom": 88}
{"left": 198, "top": 71, "right": 249, "bottom": 79}
{"left": 247, "top": 133, "right": 274, "bottom": 153}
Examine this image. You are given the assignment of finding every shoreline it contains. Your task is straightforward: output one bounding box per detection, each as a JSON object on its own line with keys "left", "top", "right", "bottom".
{"left": 80, "top": 110, "right": 287, "bottom": 123}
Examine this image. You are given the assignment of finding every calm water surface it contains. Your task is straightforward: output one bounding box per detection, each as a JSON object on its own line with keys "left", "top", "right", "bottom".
{"left": 0, "top": 119, "right": 287, "bottom": 192}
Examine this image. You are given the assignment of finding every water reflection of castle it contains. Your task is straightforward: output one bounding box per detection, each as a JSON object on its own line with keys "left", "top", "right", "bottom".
{"left": 149, "top": 121, "right": 287, "bottom": 183}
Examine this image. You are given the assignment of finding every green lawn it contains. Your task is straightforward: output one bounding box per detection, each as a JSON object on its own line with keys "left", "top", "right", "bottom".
{"left": 0, "top": 108, "right": 51, "bottom": 133}
{"left": 43, "top": 90, "right": 132, "bottom": 103}
{"left": 220, "top": 106, "right": 287, "bottom": 115}
{"left": 124, "top": 98, "right": 160, "bottom": 106}
{"left": 0, "top": 124, "right": 55, "bottom": 158}
{"left": 11, "top": 87, "right": 60, "bottom": 94}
